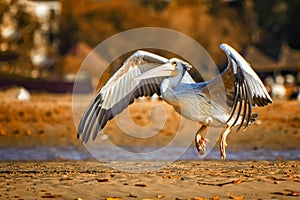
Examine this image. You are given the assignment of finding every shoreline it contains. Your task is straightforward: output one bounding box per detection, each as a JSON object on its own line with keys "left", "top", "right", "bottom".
{"left": 1, "top": 146, "right": 300, "bottom": 161}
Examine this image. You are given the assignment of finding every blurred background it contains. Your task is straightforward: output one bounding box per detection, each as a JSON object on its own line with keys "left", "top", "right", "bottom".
{"left": 0, "top": 0, "right": 299, "bottom": 95}
{"left": 0, "top": 0, "right": 299, "bottom": 161}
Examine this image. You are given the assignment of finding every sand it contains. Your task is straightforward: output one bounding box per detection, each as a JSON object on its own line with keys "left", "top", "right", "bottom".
{"left": 1, "top": 160, "right": 299, "bottom": 200}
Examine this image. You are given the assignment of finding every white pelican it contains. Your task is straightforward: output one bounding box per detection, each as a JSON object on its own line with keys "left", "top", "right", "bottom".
{"left": 77, "top": 43, "right": 272, "bottom": 159}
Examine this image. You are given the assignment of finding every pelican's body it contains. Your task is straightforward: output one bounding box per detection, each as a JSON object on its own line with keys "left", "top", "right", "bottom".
{"left": 78, "top": 43, "right": 272, "bottom": 159}
{"left": 161, "top": 81, "right": 227, "bottom": 126}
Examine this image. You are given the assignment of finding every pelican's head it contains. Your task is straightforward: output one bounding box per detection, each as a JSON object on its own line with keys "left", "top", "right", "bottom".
{"left": 136, "top": 58, "right": 192, "bottom": 80}
{"left": 169, "top": 58, "right": 192, "bottom": 72}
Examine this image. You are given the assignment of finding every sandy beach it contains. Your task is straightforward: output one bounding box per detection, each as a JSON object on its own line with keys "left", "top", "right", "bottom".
{"left": 0, "top": 90, "right": 300, "bottom": 199}
{"left": 1, "top": 160, "right": 299, "bottom": 200}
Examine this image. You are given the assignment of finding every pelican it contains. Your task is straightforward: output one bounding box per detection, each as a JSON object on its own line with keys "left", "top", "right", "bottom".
{"left": 77, "top": 43, "right": 272, "bottom": 159}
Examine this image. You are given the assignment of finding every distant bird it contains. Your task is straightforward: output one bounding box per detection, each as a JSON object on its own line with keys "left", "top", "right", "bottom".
{"left": 271, "top": 75, "right": 286, "bottom": 98}
{"left": 6, "top": 87, "right": 31, "bottom": 101}
{"left": 17, "top": 88, "right": 31, "bottom": 101}
{"left": 77, "top": 43, "right": 272, "bottom": 159}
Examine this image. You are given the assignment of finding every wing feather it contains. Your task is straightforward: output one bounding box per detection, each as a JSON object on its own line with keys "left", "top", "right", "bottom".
{"left": 199, "top": 43, "right": 272, "bottom": 129}
{"left": 220, "top": 43, "right": 272, "bottom": 129}
{"left": 78, "top": 50, "right": 168, "bottom": 143}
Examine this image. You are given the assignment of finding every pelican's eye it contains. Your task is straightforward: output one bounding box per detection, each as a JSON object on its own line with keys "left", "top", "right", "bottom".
{"left": 171, "top": 60, "right": 177, "bottom": 67}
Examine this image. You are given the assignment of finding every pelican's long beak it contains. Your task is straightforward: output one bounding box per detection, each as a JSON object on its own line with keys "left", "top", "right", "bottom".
{"left": 135, "top": 63, "right": 178, "bottom": 80}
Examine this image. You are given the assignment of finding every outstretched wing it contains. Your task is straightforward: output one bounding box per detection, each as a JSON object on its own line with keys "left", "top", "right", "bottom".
{"left": 222, "top": 43, "right": 272, "bottom": 129}
{"left": 202, "top": 43, "right": 272, "bottom": 130}
{"left": 78, "top": 50, "right": 169, "bottom": 143}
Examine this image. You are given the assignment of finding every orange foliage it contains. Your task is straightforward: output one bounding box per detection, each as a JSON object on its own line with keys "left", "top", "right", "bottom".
{"left": 163, "top": 1, "right": 250, "bottom": 64}
{"left": 60, "top": 0, "right": 251, "bottom": 65}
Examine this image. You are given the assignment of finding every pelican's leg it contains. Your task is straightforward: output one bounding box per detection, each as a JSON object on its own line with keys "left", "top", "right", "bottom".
{"left": 195, "top": 125, "right": 209, "bottom": 156}
{"left": 220, "top": 125, "right": 231, "bottom": 160}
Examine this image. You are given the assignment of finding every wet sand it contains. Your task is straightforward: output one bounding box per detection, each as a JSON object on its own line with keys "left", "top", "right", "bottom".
{"left": 1, "top": 160, "right": 300, "bottom": 200}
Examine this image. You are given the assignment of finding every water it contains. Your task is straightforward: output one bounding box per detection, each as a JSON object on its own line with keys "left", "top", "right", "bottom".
{"left": 0, "top": 146, "right": 299, "bottom": 161}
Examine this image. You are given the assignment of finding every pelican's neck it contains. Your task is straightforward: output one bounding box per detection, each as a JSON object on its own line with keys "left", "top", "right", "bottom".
{"left": 160, "top": 72, "right": 184, "bottom": 94}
